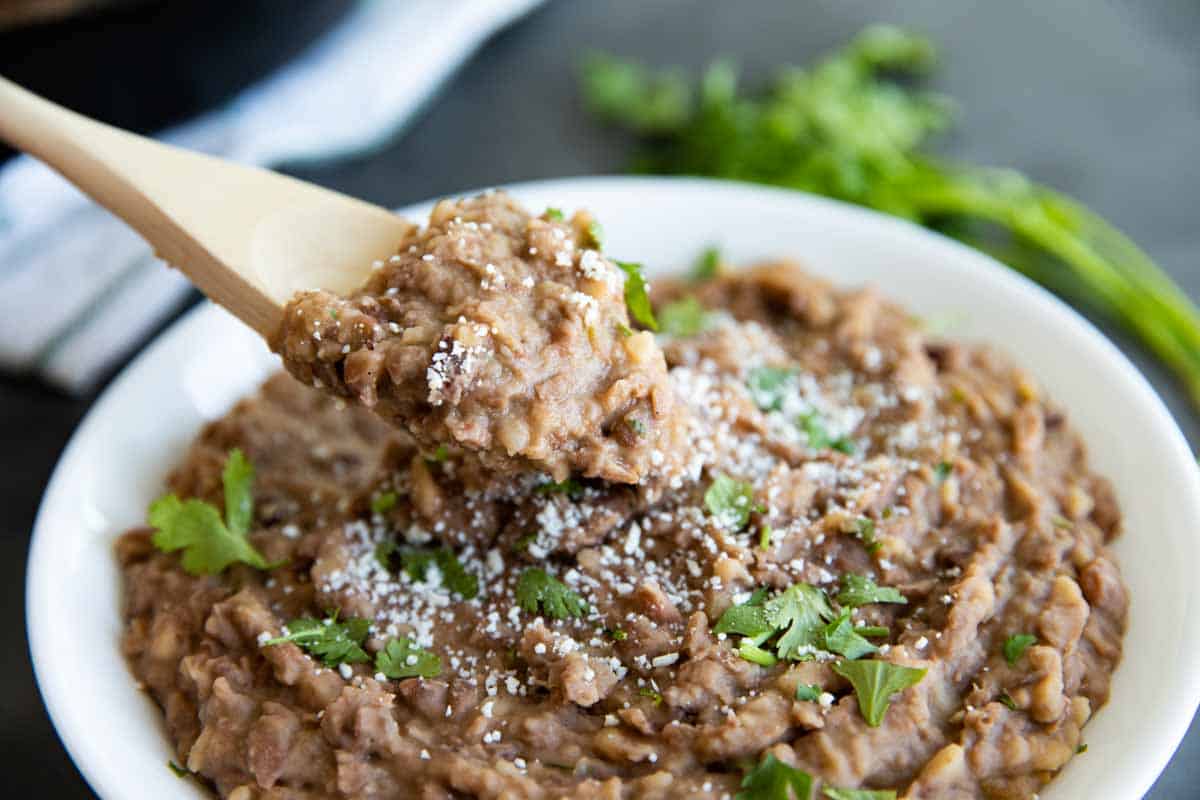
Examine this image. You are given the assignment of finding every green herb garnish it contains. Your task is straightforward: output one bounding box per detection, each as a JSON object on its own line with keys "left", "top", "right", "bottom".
{"left": 933, "top": 461, "right": 952, "bottom": 481}
{"left": 516, "top": 568, "right": 588, "bottom": 619}
{"left": 998, "top": 692, "right": 1019, "bottom": 711}
{"left": 545, "top": 207, "right": 565, "bottom": 221}
{"left": 746, "top": 366, "right": 795, "bottom": 412}
{"left": 425, "top": 445, "right": 450, "bottom": 464}
{"left": 627, "top": 417, "right": 647, "bottom": 436}
{"left": 535, "top": 478, "right": 585, "bottom": 499}
{"left": 638, "top": 687, "right": 664, "bottom": 705}
{"left": 149, "top": 449, "right": 279, "bottom": 576}
{"left": 821, "top": 611, "right": 879, "bottom": 660}
{"left": 854, "top": 518, "right": 881, "bottom": 554}
{"left": 691, "top": 245, "right": 722, "bottom": 282}
{"left": 167, "top": 761, "right": 190, "bottom": 778}
{"left": 823, "top": 789, "right": 897, "bottom": 800}
{"left": 607, "top": 627, "right": 628, "bottom": 641}
{"left": 704, "top": 474, "right": 765, "bottom": 531}
{"left": 615, "top": 260, "right": 658, "bottom": 331}
{"left": 658, "top": 295, "right": 711, "bottom": 336}
{"left": 736, "top": 753, "right": 813, "bottom": 800}
{"left": 795, "top": 683, "right": 822, "bottom": 702}
{"left": 769, "top": 583, "right": 837, "bottom": 661}
{"left": 264, "top": 612, "right": 371, "bottom": 667}
{"left": 584, "top": 220, "right": 605, "bottom": 249}
{"left": 376, "top": 635, "right": 441, "bottom": 679}
{"left": 836, "top": 574, "right": 907, "bottom": 607}
{"left": 1077, "top": 743, "right": 1088, "bottom": 754}
{"left": 371, "top": 491, "right": 398, "bottom": 515}
{"left": 395, "top": 547, "right": 479, "bottom": 599}
{"left": 800, "top": 411, "right": 855, "bottom": 454}
{"left": 759, "top": 524, "right": 773, "bottom": 551}
{"left": 1003, "top": 633, "right": 1037, "bottom": 666}
{"left": 832, "top": 659, "right": 927, "bottom": 727}
{"left": 581, "top": 27, "right": 1200, "bottom": 410}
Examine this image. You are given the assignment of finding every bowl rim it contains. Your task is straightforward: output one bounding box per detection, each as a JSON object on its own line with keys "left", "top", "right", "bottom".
{"left": 26, "top": 174, "right": 1200, "bottom": 799}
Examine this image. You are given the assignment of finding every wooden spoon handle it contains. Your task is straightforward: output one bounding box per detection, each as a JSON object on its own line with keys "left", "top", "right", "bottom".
{"left": 0, "top": 77, "right": 411, "bottom": 337}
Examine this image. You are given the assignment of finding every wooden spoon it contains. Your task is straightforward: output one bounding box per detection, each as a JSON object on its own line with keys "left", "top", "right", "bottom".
{"left": 0, "top": 76, "right": 413, "bottom": 337}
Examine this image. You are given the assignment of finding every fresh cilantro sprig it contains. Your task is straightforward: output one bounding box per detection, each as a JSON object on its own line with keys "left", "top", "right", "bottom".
{"left": 581, "top": 27, "right": 1200, "bottom": 410}
{"left": 535, "top": 478, "right": 586, "bottom": 499}
{"left": 736, "top": 754, "right": 813, "bottom": 800}
{"left": 658, "top": 295, "right": 711, "bottom": 336}
{"left": 615, "top": 260, "right": 658, "bottom": 331}
{"left": 384, "top": 546, "right": 479, "bottom": 599}
{"left": 376, "top": 636, "right": 441, "bottom": 679}
{"left": 515, "top": 568, "right": 588, "bottom": 619}
{"left": 795, "top": 683, "right": 822, "bottom": 702}
{"left": 691, "top": 245, "right": 722, "bottom": 282}
{"left": 371, "top": 490, "right": 398, "bottom": 515}
{"left": 264, "top": 612, "right": 371, "bottom": 667}
{"left": 836, "top": 574, "right": 907, "bottom": 607}
{"left": 746, "top": 366, "right": 795, "bottom": 412}
{"left": 821, "top": 611, "right": 879, "bottom": 660}
{"left": 824, "top": 789, "right": 897, "bottom": 800}
{"left": 705, "top": 474, "right": 765, "bottom": 531}
{"left": 832, "top": 659, "right": 927, "bottom": 727}
{"left": 853, "top": 518, "right": 881, "bottom": 554}
{"left": 1003, "top": 633, "right": 1037, "bottom": 666}
{"left": 149, "top": 449, "right": 280, "bottom": 575}
{"left": 799, "top": 411, "right": 855, "bottom": 455}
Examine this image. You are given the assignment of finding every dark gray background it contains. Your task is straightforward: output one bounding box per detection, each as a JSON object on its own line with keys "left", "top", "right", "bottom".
{"left": 1, "top": 1, "right": 1196, "bottom": 796}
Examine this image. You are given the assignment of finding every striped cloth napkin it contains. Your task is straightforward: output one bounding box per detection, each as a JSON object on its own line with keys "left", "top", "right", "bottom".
{"left": 0, "top": 0, "right": 543, "bottom": 392}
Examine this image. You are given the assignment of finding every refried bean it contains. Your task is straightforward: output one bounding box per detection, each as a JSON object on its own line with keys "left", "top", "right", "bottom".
{"left": 119, "top": 195, "right": 1127, "bottom": 799}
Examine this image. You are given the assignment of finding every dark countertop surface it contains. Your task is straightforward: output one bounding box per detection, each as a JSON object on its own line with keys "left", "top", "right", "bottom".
{"left": 1, "top": 1, "right": 1196, "bottom": 796}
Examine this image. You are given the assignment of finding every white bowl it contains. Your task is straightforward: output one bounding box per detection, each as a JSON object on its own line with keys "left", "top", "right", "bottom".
{"left": 27, "top": 176, "right": 1200, "bottom": 799}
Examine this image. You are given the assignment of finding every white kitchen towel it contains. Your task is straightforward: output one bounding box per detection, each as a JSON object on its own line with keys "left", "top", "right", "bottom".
{"left": 0, "top": 0, "right": 544, "bottom": 392}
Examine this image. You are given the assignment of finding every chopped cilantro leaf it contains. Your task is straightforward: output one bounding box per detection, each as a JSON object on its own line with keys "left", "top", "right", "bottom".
{"left": 795, "top": 683, "right": 822, "bottom": 702}
{"left": 627, "top": 417, "right": 647, "bottom": 436}
{"left": 1003, "top": 633, "right": 1037, "bottom": 666}
{"left": 691, "top": 245, "right": 721, "bottom": 282}
{"left": 617, "top": 322, "right": 635, "bottom": 337}
{"left": 800, "top": 411, "right": 855, "bottom": 454}
{"left": 328, "top": 309, "right": 338, "bottom": 320}
{"left": 167, "top": 761, "right": 190, "bottom": 778}
{"left": 767, "top": 583, "right": 836, "bottom": 661}
{"left": 746, "top": 366, "right": 795, "bottom": 412}
{"left": 705, "top": 473, "right": 764, "bottom": 531}
{"left": 933, "top": 461, "right": 952, "bottom": 481}
{"left": 375, "top": 539, "right": 396, "bottom": 569}
{"left": 736, "top": 753, "right": 814, "bottom": 800}
{"left": 856, "top": 625, "right": 890, "bottom": 638}
{"left": 535, "top": 478, "right": 585, "bottom": 499}
{"left": 658, "top": 295, "right": 711, "bottom": 336}
{"left": 516, "top": 568, "right": 588, "bottom": 619}
{"left": 823, "top": 788, "right": 897, "bottom": 800}
{"left": 714, "top": 591, "right": 773, "bottom": 639}
{"left": 854, "top": 518, "right": 881, "bottom": 554}
{"left": 739, "top": 642, "right": 779, "bottom": 667}
{"left": 583, "top": 220, "right": 604, "bottom": 249}
{"left": 395, "top": 547, "right": 479, "bottom": 599}
{"left": 371, "top": 491, "right": 398, "bottom": 515}
{"left": 821, "top": 611, "right": 879, "bottom": 660}
{"left": 607, "top": 627, "right": 628, "bottom": 641}
{"left": 1077, "top": 743, "right": 1088, "bottom": 754}
{"left": 998, "top": 692, "right": 1019, "bottom": 711}
{"left": 615, "top": 260, "right": 658, "bottom": 331}
{"left": 376, "top": 636, "right": 441, "bottom": 679}
{"left": 836, "top": 574, "right": 907, "bottom": 607}
{"left": 512, "top": 533, "right": 537, "bottom": 553}
{"left": 832, "top": 659, "right": 927, "bottom": 727}
{"left": 545, "top": 207, "right": 565, "bottom": 221}
{"left": 638, "top": 687, "right": 664, "bottom": 705}
{"left": 425, "top": 445, "right": 450, "bottom": 464}
{"left": 759, "top": 524, "right": 773, "bottom": 551}
{"left": 264, "top": 612, "right": 371, "bottom": 667}
{"left": 149, "top": 449, "right": 278, "bottom": 575}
